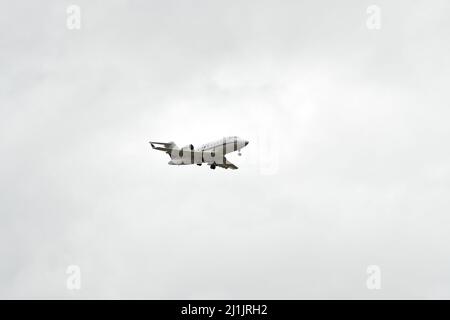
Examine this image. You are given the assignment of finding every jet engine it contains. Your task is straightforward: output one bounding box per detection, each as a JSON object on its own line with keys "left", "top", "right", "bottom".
{"left": 181, "top": 144, "right": 194, "bottom": 151}
{"left": 176, "top": 144, "right": 195, "bottom": 160}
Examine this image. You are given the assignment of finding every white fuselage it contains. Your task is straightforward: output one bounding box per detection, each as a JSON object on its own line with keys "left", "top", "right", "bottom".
{"left": 168, "top": 136, "right": 249, "bottom": 166}
{"left": 197, "top": 136, "right": 248, "bottom": 154}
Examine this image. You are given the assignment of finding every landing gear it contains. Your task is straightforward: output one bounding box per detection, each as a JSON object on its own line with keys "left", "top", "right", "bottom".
{"left": 210, "top": 163, "right": 216, "bottom": 170}
{"left": 238, "top": 150, "right": 242, "bottom": 156}
{"left": 197, "top": 163, "right": 202, "bottom": 166}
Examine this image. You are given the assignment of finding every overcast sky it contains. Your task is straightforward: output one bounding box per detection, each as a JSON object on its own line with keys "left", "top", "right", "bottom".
{"left": 1, "top": 0, "right": 450, "bottom": 299}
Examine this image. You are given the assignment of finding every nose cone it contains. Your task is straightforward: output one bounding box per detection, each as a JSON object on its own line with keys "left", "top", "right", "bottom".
{"left": 244, "top": 140, "right": 249, "bottom": 146}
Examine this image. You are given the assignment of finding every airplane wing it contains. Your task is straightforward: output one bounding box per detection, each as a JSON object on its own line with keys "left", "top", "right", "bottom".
{"left": 215, "top": 157, "right": 238, "bottom": 170}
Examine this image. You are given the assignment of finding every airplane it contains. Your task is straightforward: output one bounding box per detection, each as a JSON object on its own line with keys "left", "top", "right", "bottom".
{"left": 149, "top": 136, "right": 249, "bottom": 170}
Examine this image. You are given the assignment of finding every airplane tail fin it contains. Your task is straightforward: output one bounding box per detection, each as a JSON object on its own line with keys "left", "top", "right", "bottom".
{"left": 149, "top": 141, "right": 178, "bottom": 158}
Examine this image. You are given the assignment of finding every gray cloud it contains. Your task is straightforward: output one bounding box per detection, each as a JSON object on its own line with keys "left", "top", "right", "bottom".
{"left": 1, "top": 0, "right": 450, "bottom": 299}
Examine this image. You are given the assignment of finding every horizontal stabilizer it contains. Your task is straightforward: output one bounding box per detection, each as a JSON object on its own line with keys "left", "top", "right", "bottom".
{"left": 149, "top": 141, "right": 178, "bottom": 150}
